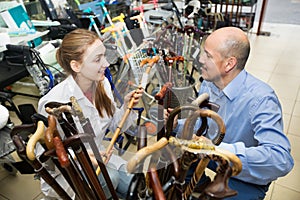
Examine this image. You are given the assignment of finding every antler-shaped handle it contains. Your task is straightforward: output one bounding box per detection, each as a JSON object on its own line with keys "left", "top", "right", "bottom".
{"left": 26, "top": 121, "right": 45, "bottom": 161}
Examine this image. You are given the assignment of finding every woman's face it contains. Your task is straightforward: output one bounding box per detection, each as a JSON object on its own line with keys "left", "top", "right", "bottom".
{"left": 79, "top": 39, "right": 109, "bottom": 82}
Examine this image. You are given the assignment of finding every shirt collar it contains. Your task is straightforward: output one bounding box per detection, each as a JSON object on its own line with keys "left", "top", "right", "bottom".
{"left": 223, "top": 69, "right": 246, "bottom": 101}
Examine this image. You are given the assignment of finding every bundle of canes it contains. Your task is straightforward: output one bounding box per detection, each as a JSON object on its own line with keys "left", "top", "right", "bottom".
{"left": 45, "top": 101, "right": 118, "bottom": 200}
{"left": 126, "top": 135, "right": 241, "bottom": 200}
{"left": 96, "top": 55, "right": 160, "bottom": 175}
{"left": 36, "top": 107, "right": 98, "bottom": 199}
{"left": 11, "top": 130, "right": 72, "bottom": 200}
{"left": 152, "top": 96, "right": 209, "bottom": 186}
{"left": 22, "top": 117, "right": 82, "bottom": 198}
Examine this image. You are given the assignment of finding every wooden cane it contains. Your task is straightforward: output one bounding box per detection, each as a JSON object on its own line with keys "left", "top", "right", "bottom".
{"left": 166, "top": 136, "right": 242, "bottom": 199}
{"left": 70, "top": 97, "right": 119, "bottom": 200}
{"left": 26, "top": 121, "right": 45, "bottom": 161}
{"left": 148, "top": 166, "right": 166, "bottom": 200}
{"left": 53, "top": 136, "right": 95, "bottom": 200}
{"left": 127, "top": 137, "right": 169, "bottom": 173}
{"left": 181, "top": 109, "right": 226, "bottom": 145}
{"left": 95, "top": 55, "right": 160, "bottom": 176}
{"left": 12, "top": 134, "right": 72, "bottom": 200}
{"left": 46, "top": 101, "right": 110, "bottom": 200}
{"left": 44, "top": 115, "right": 61, "bottom": 150}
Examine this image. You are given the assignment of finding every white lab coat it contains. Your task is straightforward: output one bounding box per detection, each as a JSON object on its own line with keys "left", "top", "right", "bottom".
{"left": 36, "top": 75, "right": 137, "bottom": 199}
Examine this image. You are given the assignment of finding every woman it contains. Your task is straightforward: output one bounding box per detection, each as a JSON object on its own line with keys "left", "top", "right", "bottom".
{"left": 37, "top": 28, "right": 143, "bottom": 199}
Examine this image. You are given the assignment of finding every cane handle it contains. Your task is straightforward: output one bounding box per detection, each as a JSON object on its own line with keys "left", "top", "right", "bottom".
{"left": 192, "top": 93, "right": 209, "bottom": 106}
{"left": 155, "top": 82, "right": 172, "bottom": 100}
{"left": 45, "top": 115, "right": 60, "bottom": 150}
{"left": 53, "top": 136, "right": 70, "bottom": 168}
{"left": 127, "top": 137, "right": 169, "bottom": 173}
{"left": 26, "top": 121, "right": 45, "bottom": 161}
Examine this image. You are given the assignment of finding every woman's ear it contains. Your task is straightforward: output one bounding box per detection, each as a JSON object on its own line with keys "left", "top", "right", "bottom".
{"left": 70, "top": 60, "right": 81, "bottom": 73}
{"left": 225, "top": 57, "right": 237, "bottom": 73}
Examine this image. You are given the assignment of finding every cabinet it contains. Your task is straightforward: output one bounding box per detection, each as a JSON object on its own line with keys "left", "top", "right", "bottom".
{"left": 198, "top": 0, "right": 257, "bottom": 32}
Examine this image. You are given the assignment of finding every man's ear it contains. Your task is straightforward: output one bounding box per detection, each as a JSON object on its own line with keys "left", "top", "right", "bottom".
{"left": 225, "top": 57, "right": 237, "bottom": 73}
{"left": 70, "top": 60, "right": 81, "bottom": 73}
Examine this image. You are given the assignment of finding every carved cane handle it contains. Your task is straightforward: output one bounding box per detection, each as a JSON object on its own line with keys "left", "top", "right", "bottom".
{"left": 53, "top": 136, "right": 70, "bottom": 168}
{"left": 45, "top": 115, "right": 60, "bottom": 150}
{"left": 155, "top": 82, "right": 172, "bottom": 100}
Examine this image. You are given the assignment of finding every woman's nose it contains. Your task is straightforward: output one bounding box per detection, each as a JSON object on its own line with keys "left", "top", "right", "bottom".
{"left": 103, "top": 57, "right": 110, "bottom": 68}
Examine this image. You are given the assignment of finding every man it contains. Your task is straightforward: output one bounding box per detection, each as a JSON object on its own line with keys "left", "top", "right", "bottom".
{"left": 173, "top": 27, "right": 294, "bottom": 199}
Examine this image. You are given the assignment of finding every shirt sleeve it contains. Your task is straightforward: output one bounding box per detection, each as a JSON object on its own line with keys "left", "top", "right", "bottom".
{"left": 219, "top": 95, "right": 294, "bottom": 185}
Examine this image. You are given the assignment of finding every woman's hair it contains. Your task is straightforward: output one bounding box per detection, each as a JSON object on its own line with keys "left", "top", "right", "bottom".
{"left": 56, "top": 28, "right": 114, "bottom": 117}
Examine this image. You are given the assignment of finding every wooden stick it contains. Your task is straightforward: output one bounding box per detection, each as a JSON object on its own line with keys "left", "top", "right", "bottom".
{"left": 99, "top": 55, "right": 160, "bottom": 172}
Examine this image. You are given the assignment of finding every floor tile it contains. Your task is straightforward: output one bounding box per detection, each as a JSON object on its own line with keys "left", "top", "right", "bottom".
{"left": 288, "top": 115, "right": 300, "bottom": 137}
{"left": 292, "top": 101, "right": 300, "bottom": 117}
{"left": 269, "top": 183, "right": 300, "bottom": 200}
{"left": 280, "top": 98, "right": 295, "bottom": 116}
{"left": 0, "top": 173, "right": 41, "bottom": 200}
{"left": 264, "top": 181, "right": 274, "bottom": 200}
{"left": 283, "top": 113, "right": 291, "bottom": 134}
{"left": 275, "top": 159, "right": 300, "bottom": 192}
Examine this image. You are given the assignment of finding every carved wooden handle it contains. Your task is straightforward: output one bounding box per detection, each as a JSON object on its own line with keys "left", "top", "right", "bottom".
{"left": 154, "top": 82, "right": 172, "bottom": 101}
{"left": 26, "top": 121, "right": 45, "bottom": 161}
{"left": 45, "top": 115, "right": 60, "bottom": 150}
{"left": 53, "top": 136, "right": 70, "bottom": 168}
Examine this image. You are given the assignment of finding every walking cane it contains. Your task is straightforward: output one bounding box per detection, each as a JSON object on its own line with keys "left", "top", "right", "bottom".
{"left": 69, "top": 97, "right": 119, "bottom": 200}
{"left": 53, "top": 136, "right": 94, "bottom": 200}
{"left": 12, "top": 134, "right": 72, "bottom": 200}
{"left": 127, "top": 125, "right": 148, "bottom": 199}
{"left": 45, "top": 103, "right": 112, "bottom": 200}
{"left": 98, "top": 55, "right": 160, "bottom": 173}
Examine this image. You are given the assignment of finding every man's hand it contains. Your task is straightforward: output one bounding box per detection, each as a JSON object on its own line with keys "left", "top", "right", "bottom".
{"left": 164, "top": 108, "right": 178, "bottom": 129}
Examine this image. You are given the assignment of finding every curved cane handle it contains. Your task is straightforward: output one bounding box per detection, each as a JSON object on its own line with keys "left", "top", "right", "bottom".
{"left": 154, "top": 82, "right": 172, "bottom": 100}
{"left": 127, "top": 137, "right": 169, "bottom": 173}
{"left": 215, "top": 147, "right": 242, "bottom": 176}
{"left": 165, "top": 104, "right": 200, "bottom": 139}
{"left": 45, "top": 105, "right": 73, "bottom": 118}
{"left": 191, "top": 93, "right": 209, "bottom": 106}
{"left": 26, "top": 121, "right": 45, "bottom": 161}
{"left": 45, "top": 115, "right": 60, "bottom": 150}
{"left": 182, "top": 109, "right": 225, "bottom": 145}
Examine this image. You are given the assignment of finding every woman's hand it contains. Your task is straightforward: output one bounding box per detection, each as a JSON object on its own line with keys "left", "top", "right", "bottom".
{"left": 123, "top": 88, "right": 144, "bottom": 109}
{"left": 88, "top": 149, "right": 113, "bottom": 165}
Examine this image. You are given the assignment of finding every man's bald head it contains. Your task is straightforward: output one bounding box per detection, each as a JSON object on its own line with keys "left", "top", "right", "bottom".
{"left": 206, "top": 27, "right": 250, "bottom": 70}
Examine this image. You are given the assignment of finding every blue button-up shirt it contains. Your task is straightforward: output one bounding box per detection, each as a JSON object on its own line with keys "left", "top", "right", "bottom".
{"left": 177, "top": 70, "right": 294, "bottom": 185}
